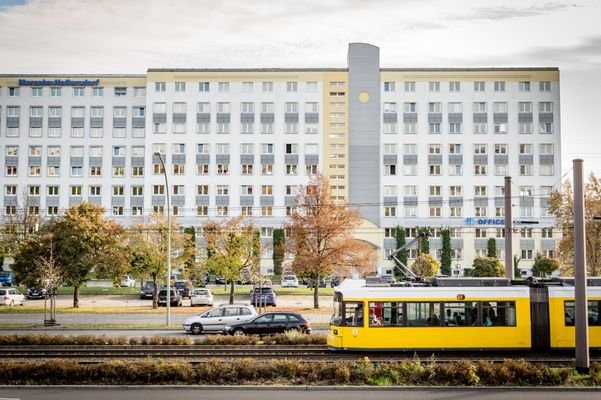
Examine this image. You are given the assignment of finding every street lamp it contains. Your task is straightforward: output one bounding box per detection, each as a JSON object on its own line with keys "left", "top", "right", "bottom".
{"left": 154, "top": 152, "right": 171, "bottom": 326}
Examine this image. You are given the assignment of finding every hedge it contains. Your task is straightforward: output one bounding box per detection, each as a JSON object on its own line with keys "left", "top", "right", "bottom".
{"left": 0, "top": 358, "right": 597, "bottom": 386}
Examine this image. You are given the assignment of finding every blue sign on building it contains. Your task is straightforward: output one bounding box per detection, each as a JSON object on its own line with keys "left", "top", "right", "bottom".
{"left": 465, "top": 217, "right": 505, "bottom": 226}
{"left": 18, "top": 79, "right": 100, "bottom": 87}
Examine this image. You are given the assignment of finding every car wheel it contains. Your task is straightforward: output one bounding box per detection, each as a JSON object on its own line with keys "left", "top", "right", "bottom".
{"left": 233, "top": 328, "right": 245, "bottom": 336}
{"left": 190, "top": 323, "right": 203, "bottom": 335}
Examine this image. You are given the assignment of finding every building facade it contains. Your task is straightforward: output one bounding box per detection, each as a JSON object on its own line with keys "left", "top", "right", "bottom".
{"left": 0, "top": 43, "right": 561, "bottom": 276}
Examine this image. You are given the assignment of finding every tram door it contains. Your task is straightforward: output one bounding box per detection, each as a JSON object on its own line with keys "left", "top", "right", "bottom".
{"left": 530, "top": 286, "right": 550, "bottom": 350}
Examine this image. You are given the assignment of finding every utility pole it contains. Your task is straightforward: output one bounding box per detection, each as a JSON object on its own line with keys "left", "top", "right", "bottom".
{"left": 504, "top": 176, "right": 513, "bottom": 279}
{"left": 155, "top": 152, "right": 172, "bottom": 327}
{"left": 573, "top": 159, "right": 589, "bottom": 373}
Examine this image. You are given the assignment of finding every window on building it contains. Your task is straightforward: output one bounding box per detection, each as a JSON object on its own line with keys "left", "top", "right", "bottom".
{"left": 519, "top": 81, "right": 531, "bottom": 92}
{"left": 428, "top": 81, "right": 440, "bottom": 92}
{"left": 384, "top": 82, "right": 395, "bottom": 92}
{"left": 218, "top": 82, "right": 230, "bottom": 93}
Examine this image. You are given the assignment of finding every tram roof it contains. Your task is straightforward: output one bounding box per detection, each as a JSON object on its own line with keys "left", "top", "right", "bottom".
{"left": 335, "top": 279, "right": 531, "bottom": 300}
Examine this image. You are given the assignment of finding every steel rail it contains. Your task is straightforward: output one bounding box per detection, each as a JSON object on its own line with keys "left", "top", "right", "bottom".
{"left": 0, "top": 345, "right": 599, "bottom": 366}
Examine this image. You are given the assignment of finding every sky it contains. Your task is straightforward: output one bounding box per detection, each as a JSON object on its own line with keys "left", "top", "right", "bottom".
{"left": 0, "top": 0, "right": 599, "bottom": 177}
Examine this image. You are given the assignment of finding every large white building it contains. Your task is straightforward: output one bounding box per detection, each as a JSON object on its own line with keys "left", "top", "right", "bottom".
{"left": 0, "top": 43, "right": 561, "bottom": 276}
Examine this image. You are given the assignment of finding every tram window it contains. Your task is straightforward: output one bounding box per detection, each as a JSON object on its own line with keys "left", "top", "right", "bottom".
{"left": 443, "top": 302, "right": 467, "bottom": 326}
{"left": 343, "top": 302, "right": 364, "bottom": 327}
{"left": 565, "top": 300, "right": 601, "bottom": 326}
{"left": 368, "top": 302, "right": 403, "bottom": 327}
{"left": 407, "top": 302, "right": 441, "bottom": 327}
{"left": 590, "top": 301, "right": 601, "bottom": 326}
{"left": 483, "top": 301, "right": 516, "bottom": 327}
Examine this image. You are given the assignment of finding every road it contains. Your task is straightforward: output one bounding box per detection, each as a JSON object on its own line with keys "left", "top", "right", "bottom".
{"left": 0, "top": 387, "right": 599, "bottom": 400}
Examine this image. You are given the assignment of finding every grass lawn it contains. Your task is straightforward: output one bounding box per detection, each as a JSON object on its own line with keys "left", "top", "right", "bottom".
{"left": 53, "top": 285, "right": 334, "bottom": 296}
{"left": 56, "top": 286, "right": 139, "bottom": 296}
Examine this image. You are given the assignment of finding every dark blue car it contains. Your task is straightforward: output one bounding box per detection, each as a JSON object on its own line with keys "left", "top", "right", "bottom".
{"left": 250, "top": 286, "right": 277, "bottom": 307}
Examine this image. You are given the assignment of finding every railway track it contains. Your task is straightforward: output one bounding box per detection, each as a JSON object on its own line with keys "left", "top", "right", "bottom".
{"left": 1, "top": 345, "right": 599, "bottom": 366}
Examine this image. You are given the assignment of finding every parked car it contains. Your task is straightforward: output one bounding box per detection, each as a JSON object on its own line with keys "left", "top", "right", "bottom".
{"left": 215, "top": 276, "right": 226, "bottom": 285}
{"left": 174, "top": 280, "right": 193, "bottom": 299}
{"left": 330, "top": 276, "right": 342, "bottom": 287}
{"left": 139, "top": 281, "right": 160, "bottom": 299}
{"left": 183, "top": 303, "right": 257, "bottom": 335}
{"left": 0, "top": 271, "right": 14, "bottom": 287}
{"left": 281, "top": 274, "right": 299, "bottom": 288}
{"left": 1, "top": 288, "right": 25, "bottom": 306}
{"left": 27, "top": 287, "right": 48, "bottom": 299}
{"left": 223, "top": 312, "right": 311, "bottom": 336}
{"left": 120, "top": 275, "right": 136, "bottom": 288}
{"left": 190, "top": 288, "right": 213, "bottom": 306}
{"left": 157, "top": 288, "right": 182, "bottom": 307}
{"left": 250, "top": 286, "right": 277, "bottom": 307}
{"left": 306, "top": 278, "right": 326, "bottom": 288}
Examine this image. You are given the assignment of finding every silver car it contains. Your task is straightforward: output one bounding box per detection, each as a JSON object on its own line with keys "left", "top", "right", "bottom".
{"left": 0, "top": 288, "right": 25, "bottom": 306}
{"left": 183, "top": 304, "right": 257, "bottom": 335}
{"left": 190, "top": 288, "right": 213, "bottom": 307}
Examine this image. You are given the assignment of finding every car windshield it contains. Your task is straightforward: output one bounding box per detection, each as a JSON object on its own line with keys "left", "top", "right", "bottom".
{"left": 174, "top": 282, "right": 185, "bottom": 288}
{"left": 195, "top": 290, "right": 209, "bottom": 295}
{"left": 0, "top": 290, "right": 5, "bottom": 295}
{"left": 0, "top": 272, "right": 9, "bottom": 277}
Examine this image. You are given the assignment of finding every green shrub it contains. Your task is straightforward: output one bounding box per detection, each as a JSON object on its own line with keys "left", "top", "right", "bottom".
{"left": 0, "top": 358, "right": 585, "bottom": 386}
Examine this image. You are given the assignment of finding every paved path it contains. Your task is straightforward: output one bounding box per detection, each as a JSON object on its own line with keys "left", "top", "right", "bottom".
{"left": 1, "top": 387, "right": 599, "bottom": 400}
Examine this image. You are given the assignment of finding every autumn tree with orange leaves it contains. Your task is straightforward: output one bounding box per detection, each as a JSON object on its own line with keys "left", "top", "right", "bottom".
{"left": 285, "top": 174, "right": 375, "bottom": 309}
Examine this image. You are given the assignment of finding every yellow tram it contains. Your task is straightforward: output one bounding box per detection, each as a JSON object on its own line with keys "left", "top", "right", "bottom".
{"left": 327, "top": 277, "right": 601, "bottom": 351}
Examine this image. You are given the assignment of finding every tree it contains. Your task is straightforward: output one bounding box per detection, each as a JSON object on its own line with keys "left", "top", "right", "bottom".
{"left": 411, "top": 253, "right": 440, "bottom": 278}
{"left": 202, "top": 217, "right": 260, "bottom": 304}
{"left": 548, "top": 174, "right": 601, "bottom": 276}
{"left": 129, "top": 214, "right": 192, "bottom": 308}
{"left": 52, "top": 203, "right": 125, "bottom": 307}
{"left": 440, "top": 228, "right": 451, "bottom": 276}
{"left": 471, "top": 257, "right": 504, "bottom": 277}
{"left": 416, "top": 226, "right": 430, "bottom": 255}
{"left": 183, "top": 226, "right": 201, "bottom": 284}
{"left": 532, "top": 253, "right": 560, "bottom": 278}
{"left": 12, "top": 229, "right": 56, "bottom": 288}
{"left": 393, "top": 226, "right": 407, "bottom": 279}
{"left": 285, "top": 173, "right": 369, "bottom": 309}
{"left": 272, "top": 228, "right": 285, "bottom": 276}
{"left": 13, "top": 203, "right": 125, "bottom": 308}
{"left": 513, "top": 255, "right": 522, "bottom": 278}
{"left": 487, "top": 238, "right": 497, "bottom": 258}
{"left": 0, "top": 189, "right": 43, "bottom": 262}
{"left": 129, "top": 227, "right": 165, "bottom": 309}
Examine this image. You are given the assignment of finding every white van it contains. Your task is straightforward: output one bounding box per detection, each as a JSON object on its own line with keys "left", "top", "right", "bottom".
{"left": 183, "top": 303, "right": 257, "bottom": 335}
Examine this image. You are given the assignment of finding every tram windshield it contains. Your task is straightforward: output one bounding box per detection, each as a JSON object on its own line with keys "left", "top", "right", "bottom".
{"left": 331, "top": 299, "right": 364, "bottom": 327}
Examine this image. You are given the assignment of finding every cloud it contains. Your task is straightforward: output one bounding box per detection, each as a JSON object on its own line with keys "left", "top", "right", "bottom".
{"left": 456, "top": 2, "right": 579, "bottom": 21}
{"left": 517, "top": 35, "right": 601, "bottom": 68}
